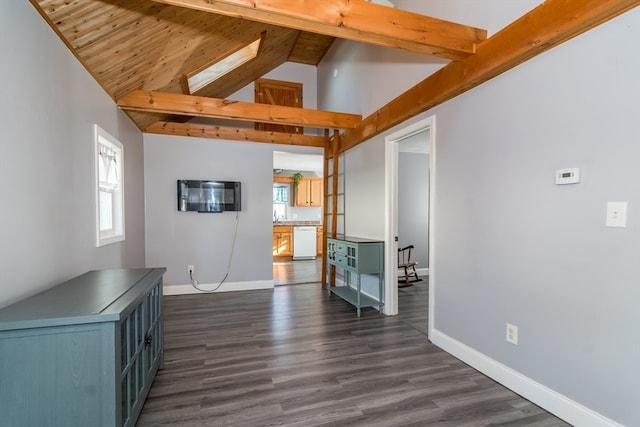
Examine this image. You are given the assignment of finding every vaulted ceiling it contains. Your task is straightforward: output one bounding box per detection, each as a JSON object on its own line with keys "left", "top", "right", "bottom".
{"left": 30, "top": 0, "right": 637, "bottom": 151}
{"left": 31, "top": 0, "right": 336, "bottom": 129}
{"left": 29, "top": 0, "right": 486, "bottom": 143}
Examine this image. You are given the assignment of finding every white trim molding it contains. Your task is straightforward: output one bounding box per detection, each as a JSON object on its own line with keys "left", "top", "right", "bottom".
{"left": 164, "top": 280, "right": 274, "bottom": 295}
{"left": 430, "top": 329, "right": 624, "bottom": 427}
{"left": 396, "top": 267, "right": 429, "bottom": 278}
{"left": 384, "top": 115, "right": 435, "bottom": 316}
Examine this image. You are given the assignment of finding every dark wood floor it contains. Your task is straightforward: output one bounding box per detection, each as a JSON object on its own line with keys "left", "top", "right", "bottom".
{"left": 273, "top": 258, "right": 323, "bottom": 286}
{"left": 398, "top": 278, "right": 429, "bottom": 335}
{"left": 137, "top": 283, "right": 569, "bottom": 426}
{"left": 272, "top": 258, "right": 428, "bottom": 333}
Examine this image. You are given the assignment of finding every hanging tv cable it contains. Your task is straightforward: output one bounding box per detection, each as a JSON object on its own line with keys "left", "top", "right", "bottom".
{"left": 190, "top": 210, "right": 240, "bottom": 293}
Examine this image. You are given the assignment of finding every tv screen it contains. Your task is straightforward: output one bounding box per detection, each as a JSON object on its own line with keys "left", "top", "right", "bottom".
{"left": 177, "top": 180, "right": 241, "bottom": 212}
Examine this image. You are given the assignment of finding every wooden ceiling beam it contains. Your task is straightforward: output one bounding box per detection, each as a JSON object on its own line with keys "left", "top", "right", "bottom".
{"left": 341, "top": 0, "right": 640, "bottom": 152}
{"left": 151, "top": 0, "right": 487, "bottom": 61}
{"left": 117, "top": 90, "right": 361, "bottom": 129}
{"left": 146, "top": 121, "right": 327, "bottom": 147}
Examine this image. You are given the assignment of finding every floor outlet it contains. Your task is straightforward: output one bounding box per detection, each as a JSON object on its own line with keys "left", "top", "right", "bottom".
{"left": 506, "top": 323, "right": 518, "bottom": 345}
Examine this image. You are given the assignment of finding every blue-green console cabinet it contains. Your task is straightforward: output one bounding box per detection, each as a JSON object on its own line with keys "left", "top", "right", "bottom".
{"left": 0, "top": 268, "right": 166, "bottom": 427}
{"left": 326, "top": 236, "right": 384, "bottom": 316}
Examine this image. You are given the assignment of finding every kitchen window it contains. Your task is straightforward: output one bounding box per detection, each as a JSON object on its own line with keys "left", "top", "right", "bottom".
{"left": 273, "top": 183, "right": 290, "bottom": 221}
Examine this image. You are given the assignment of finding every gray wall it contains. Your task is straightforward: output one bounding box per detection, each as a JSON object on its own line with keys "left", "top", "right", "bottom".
{"left": 430, "top": 9, "right": 640, "bottom": 424}
{"left": 343, "top": 143, "right": 386, "bottom": 239}
{"left": 144, "top": 134, "right": 272, "bottom": 285}
{"left": 317, "top": 1, "right": 640, "bottom": 425}
{"left": 143, "top": 134, "right": 321, "bottom": 286}
{"left": 398, "top": 153, "right": 429, "bottom": 268}
{"left": 0, "top": 2, "right": 146, "bottom": 308}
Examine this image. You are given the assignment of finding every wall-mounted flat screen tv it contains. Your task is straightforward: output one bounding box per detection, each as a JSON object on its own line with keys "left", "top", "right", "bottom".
{"left": 177, "top": 180, "right": 241, "bottom": 212}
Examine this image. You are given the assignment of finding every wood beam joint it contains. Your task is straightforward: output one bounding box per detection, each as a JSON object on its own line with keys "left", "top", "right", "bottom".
{"left": 118, "top": 90, "right": 361, "bottom": 130}
{"left": 341, "top": 0, "right": 640, "bottom": 151}
{"left": 146, "top": 121, "right": 326, "bottom": 147}
{"left": 152, "top": 0, "right": 487, "bottom": 60}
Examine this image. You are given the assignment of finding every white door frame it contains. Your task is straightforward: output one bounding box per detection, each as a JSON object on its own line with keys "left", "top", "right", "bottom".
{"left": 384, "top": 116, "right": 436, "bottom": 338}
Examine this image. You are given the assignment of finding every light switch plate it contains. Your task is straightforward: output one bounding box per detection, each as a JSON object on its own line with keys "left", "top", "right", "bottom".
{"left": 606, "top": 202, "right": 627, "bottom": 227}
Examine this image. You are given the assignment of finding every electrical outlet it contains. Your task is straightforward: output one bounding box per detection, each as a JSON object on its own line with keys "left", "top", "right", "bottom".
{"left": 605, "top": 201, "right": 627, "bottom": 227}
{"left": 187, "top": 265, "right": 194, "bottom": 275}
{"left": 506, "top": 323, "right": 518, "bottom": 345}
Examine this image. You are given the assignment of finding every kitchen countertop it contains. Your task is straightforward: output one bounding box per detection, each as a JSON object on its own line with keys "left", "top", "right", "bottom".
{"left": 273, "top": 221, "right": 322, "bottom": 226}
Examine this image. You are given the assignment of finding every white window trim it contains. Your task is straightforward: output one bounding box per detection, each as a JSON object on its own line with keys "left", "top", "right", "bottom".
{"left": 95, "top": 124, "right": 125, "bottom": 247}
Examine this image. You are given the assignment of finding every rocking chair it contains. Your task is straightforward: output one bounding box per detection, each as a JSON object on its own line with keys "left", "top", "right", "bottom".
{"left": 398, "top": 244, "right": 421, "bottom": 286}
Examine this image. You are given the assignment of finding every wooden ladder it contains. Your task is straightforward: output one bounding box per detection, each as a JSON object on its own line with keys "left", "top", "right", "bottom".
{"left": 322, "top": 129, "right": 345, "bottom": 288}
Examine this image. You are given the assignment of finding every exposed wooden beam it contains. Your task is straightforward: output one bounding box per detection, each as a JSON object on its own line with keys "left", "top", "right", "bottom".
{"left": 341, "top": 0, "right": 640, "bottom": 151}
{"left": 146, "top": 121, "right": 326, "bottom": 147}
{"left": 152, "top": 0, "right": 487, "bottom": 61}
{"left": 118, "top": 90, "right": 361, "bottom": 130}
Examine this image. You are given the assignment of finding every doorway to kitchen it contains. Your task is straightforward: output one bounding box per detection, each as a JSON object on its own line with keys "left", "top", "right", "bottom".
{"left": 272, "top": 150, "right": 324, "bottom": 285}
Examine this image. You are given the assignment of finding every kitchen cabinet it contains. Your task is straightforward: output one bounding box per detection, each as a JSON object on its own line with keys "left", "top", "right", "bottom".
{"left": 0, "top": 268, "right": 166, "bottom": 427}
{"left": 273, "top": 225, "right": 293, "bottom": 256}
{"left": 326, "top": 237, "right": 384, "bottom": 316}
{"left": 316, "top": 226, "right": 324, "bottom": 256}
{"left": 295, "top": 178, "right": 323, "bottom": 207}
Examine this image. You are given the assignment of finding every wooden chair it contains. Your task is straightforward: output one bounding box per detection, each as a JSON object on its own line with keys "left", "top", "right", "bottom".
{"left": 398, "top": 245, "right": 421, "bottom": 286}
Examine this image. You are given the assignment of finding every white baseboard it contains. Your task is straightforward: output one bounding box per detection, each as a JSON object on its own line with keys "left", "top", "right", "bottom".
{"left": 163, "top": 280, "right": 274, "bottom": 295}
{"left": 429, "top": 329, "right": 623, "bottom": 427}
{"left": 396, "top": 267, "right": 429, "bottom": 277}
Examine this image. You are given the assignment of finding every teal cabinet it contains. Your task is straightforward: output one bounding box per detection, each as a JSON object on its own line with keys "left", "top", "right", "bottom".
{"left": 0, "top": 268, "right": 166, "bottom": 427}
{"left": 326, "top": 237, "right": 384, "bottom": 316}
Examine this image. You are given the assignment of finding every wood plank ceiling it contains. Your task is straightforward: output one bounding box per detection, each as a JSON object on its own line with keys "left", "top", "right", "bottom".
{"left": 31, "top": 0, "right": 337, "bottom": 133}
{"left": 29, "top": 1, "right": 637, "bottom": 150}
{"left": 29, "top": 0, "right": 486, "bottom": 147}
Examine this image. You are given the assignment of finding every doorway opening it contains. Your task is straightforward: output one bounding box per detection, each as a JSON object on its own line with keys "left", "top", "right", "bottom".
{"left": 272, "top": 150, "right": 324, "bottom": 286}
{"left": 384, "top": 116, "right": 435, "bottom": 338}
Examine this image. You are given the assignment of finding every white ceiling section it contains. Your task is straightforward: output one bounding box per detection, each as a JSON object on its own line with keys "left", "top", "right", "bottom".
{"left": 273, "top": 151, "right": 324, "bottom": 173}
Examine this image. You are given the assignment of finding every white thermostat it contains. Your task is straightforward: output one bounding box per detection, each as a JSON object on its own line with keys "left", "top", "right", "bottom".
{"left": 555, "top": 168, "right": 580, "bottom": 185}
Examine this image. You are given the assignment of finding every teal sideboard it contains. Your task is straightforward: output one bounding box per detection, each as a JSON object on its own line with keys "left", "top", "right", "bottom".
{"left": 0, "top": 268, "right": 166, "bottom": 427}
{"left": 326, "top": 236, "right": 384, "bottom": 316}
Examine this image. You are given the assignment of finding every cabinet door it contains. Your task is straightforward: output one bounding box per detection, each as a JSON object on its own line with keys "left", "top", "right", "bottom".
{"left": 294, "top": 180, "right": 310, "bottom": 207}
{"left": 316, "top": 226, "right": 324, "bottom": 255}
{"left": 280, "top": 230, "right": 293, "bottom": 256}
{"left": 145, "top": 282, "right": 163, "bottom": 374}
{"left": 272, "top": 232, "right": 280, "bottom": 256}
{"left": 120, "top": 281, "right": 163, "bottom": 427}
{"left": 308, "top": 179, "right": 323, "bottom": 207}
{"left": 295, "top": 178, "right": 323, "bottom": 207}
{"left": 273, "top": 226, "right": 292, "bottom": 256}
{"left": 120, "top": 304, "right": 146, "bottom": 427}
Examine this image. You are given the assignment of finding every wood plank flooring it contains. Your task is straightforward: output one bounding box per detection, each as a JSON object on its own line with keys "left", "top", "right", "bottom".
{"left": 398, "top": 277, "right": 429, "bottom": 335}
{"left": 137, "top": 284, "right": 569, "bottom": 426}
{"left": 273, "top": 258, "right": 323, "bottom": 286}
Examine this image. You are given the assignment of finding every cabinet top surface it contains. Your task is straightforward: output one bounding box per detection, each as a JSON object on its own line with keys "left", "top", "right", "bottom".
{"left": 0, "top": 268, "right": 166, "bottom": 329}
{"left": 328, "top": 235, "right": 384, "bottom": 244}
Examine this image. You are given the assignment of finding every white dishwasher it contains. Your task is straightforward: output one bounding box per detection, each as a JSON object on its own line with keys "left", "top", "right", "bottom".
{"left": 293, "top": 226, "right": 317, "bottom": 260}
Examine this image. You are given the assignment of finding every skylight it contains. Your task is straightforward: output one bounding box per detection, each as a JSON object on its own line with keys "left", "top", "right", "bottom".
{"left": 184, "top": 35, "right": 263, "bottom": 94}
